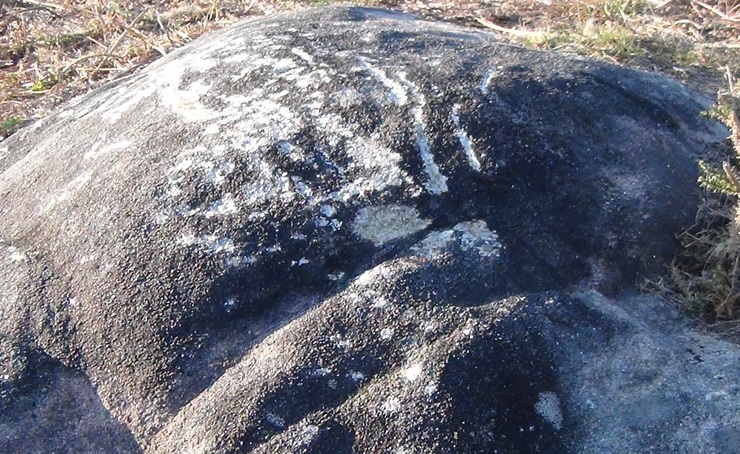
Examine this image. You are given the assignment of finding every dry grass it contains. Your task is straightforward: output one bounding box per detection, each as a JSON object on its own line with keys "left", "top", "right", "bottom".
{"left": 645, "top": 74, "right": 740, "bottom": 337}
{"left": 0, "top": 0, "right": 273, "bottom": 134}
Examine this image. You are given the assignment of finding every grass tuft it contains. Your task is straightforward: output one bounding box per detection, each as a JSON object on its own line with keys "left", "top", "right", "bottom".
{"left": 646, "top": 74, "right": 740, "bottom": 334}
{"left": 1, "top": 116, "right": 23, "bottom": 134}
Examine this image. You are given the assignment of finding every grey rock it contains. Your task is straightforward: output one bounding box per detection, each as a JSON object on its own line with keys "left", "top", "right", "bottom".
{"left": 0, "top": 6, "right": 737, "bottom": 453}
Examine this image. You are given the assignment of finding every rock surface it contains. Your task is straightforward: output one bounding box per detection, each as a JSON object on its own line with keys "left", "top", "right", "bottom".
{"left": 0, "top": 6, "right": 737, "bottom": 453}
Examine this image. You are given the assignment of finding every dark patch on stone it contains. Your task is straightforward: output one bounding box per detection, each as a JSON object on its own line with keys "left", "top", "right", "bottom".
{"left": 0, "top": 350, "right": 142, "bottom": 454}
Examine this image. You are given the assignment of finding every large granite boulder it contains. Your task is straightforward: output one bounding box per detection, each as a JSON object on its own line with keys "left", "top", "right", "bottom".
{"left": 1, "top": 6, "right": 737, "bottom": 453}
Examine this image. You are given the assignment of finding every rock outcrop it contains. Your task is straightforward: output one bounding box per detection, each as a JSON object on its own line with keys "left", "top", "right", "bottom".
{"left": 1, "top": 6, "right": 737, "bottom": 453}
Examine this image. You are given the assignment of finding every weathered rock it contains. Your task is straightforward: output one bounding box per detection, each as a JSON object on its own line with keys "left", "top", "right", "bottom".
{"left": 0, "top": 6, "right": 737, "bottom": 453}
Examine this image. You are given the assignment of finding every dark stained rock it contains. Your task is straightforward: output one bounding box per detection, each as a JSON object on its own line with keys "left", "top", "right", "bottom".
{"left": 0, "top": 6, "right": 737, "bottom": 453}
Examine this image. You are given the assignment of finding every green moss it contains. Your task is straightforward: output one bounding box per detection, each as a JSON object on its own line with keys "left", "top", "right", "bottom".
{"left": 1, "top": 116, "right": 23, "bottom": 133}
{"left": 31, "top": 75, "right": 58, "bottom": 92}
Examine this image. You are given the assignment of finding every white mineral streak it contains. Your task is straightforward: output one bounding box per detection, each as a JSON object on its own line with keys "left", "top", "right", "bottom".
{"left": 83, "top": 140, "right": 131, "bottom": 160}
{"left": 161, "top": 78, "right": 219, "bottom": 123}
{"left": 338, "top": 136, "right": 409, "bottom": 198}
{"left": 238, "top": 98, "right": 303, "bottom": 140}
{"left": 480, "top": 67, "right": 499, "bottom": 94}
{"left": 225, "top": 255, "right": 259, "bottom": 268}
{"left": 402, "top": 364, "right": 423, "bottom": 382}
{"left": 166, "top": 157, "right": 194, "bottom": 197}
{"left": 298, "top": 424, "right": 320, "bottom": 446}
{"left": 396, "top": 72, "right": 449, "bottom": 194}
{"left": 382, "top": 397, "right": 400, "bottom": 413}
{"left": 7, "top": 247, "right": 25, "bottom": 262}
{"left": 82, "top": 35, "right": 229, "bottom": 123}
{"left": 455, "top": 220, "right": 502, "bottom": 257}
{"left": 355, "top": 263, "right": 395, "bottom": 286}
{"left": 370, "top": 296, "right": 389, "bottom": 308}
{"left": 239, "top": 158, "right": 293, "bottom": 207}
{"left": 291, "top": 47, "right": 315, "bottom": 65}
{"left": 45, "top": 171, "right": 92, "bottom": 211}
{"left": 177, "top": 234, "right": 235, "bottom": 254}
{"left": 265, "top": 412, "right": 286, "bottom": 428}
{"left": 535, "top": 392, "right": 563, "bottom": 431}
{"left": 451, "top": 104, "right": 481, "bottom": 171}
{"left": 411, "top": 229, "right": 455, "bottom": 258}
{"left": 201, "top": 160, "right": 234, "bottom": 186}
{"left": 412, "top": 220, "right": 502, "bottom": 258}
{"left": 99, "top": 77, "right": 157, "bottom": 124}
{"left": 357, "top": 56, "right": 408, "bottom": 106}
{"left": 204, "top": 193, "right": 239, "bottom": 218}
{"left": 348, "top": 371, "right": 365, "bottom": 382}
{"left": 352, "top": 205, "right": 431, "bottom": 246}
{"left": 380, "top": 328, "right": 394, "bottom": 340}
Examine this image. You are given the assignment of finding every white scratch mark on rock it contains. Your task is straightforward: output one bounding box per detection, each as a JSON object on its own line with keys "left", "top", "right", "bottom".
{"left": 403, "top": 364, "right": 423, "bottom": 382}
{"left": 313, "top": 367, "right": 331, "bottom": 377}
{"left": 370, "top": 296, "right": 390, "bottom": 309}
{"left": 382, "top": 397, "right": 400, "bottom": 414}
{"left": 380, "top": 328, "right": 394, "bottom": 340}
{"left": 397, "top": 72, "right": 448, "bottom": 194}
{"left": 151, "top": 53, "right": 221, "bottom": 123}
{"left": 352, "top": 205, "right": 431, "bottom": 246}
{"left": 411, "top": 220, "right": 502, "bottom": 258}
{"left": 411, "top": 229, "right": 455, "bottom": 258}
{"left": 8, "top": 247, "right": 25, "bottom": 262}
{"left": 46, "top": 171, "right": 92, "bottom": 210}
{"left": 320, "top": 205, "right": 336, "bottom": 217}
{"left": 265, "top": 412, "right": 286, "bottom": 429}
{"left": 291, "top": 47, "right": 315, "bottom": 65}
{"left": 100, "top": 80, "right": 156, "bottom": 124}
{"left": 705, "top": 390, "right": 729, "bottom": 401}
{"left": 480, "top": 66, "right": 501, "bottom": 94}
{"left": 163, "top": 79, "right": 219, "bottom": 122}
{"left": 347, "top": 371, "right": 365, "bottom": 382}
{"left": 223, "top": 298, "right": 237, "bottom": 313}
{"left": 422, "top": 321, "right": 436, "bottom": 334}
{"left": 451, "top": 104, "right": 481, "bottom": 171}
{"left": 299, "top": 424, "right": 320, "bottom": 446}
{"left": 535, "top": 392, "right": 563, "bottom": 431}
{"left": 175, "top": 206, "right": 200, "bottom": 217}
{"left": 241, "top": 159, "right": 295, "bottom": 207}
{"left": 84, "top": 140, "right": 131, "bottom": 160}
{"left": 204, "top": 193, "right": 238, "bottom": 218}
{"left": 225, "top": 255, "right": 258, "bottom": 268}
{"left": 177, "top": 234, "right": 235, "bottom": 254}
{"left": 328, "top": 135, "right": 408, "bottom": 201}
{"left": 170, "top": 158, "right": 194, "bottom": 175}
{"left": 455, "top": 220, "right": 502, "bottom": 257}
{"left": 272, "top": 57, "right": 298, "bottom": 73}
{"left": 330, "top": 334, "right": 350, "bottom": 349}
{"left": 153, "top": 213, "right": 169, "bottom": 225}
{"left": 357, "top": 56, "right": 408, "bottom": 106}
{"left": 328, "top": 272, "right": 345, "bottom": 281}
{"left": 424, "top": 383, "right": 438, "bottom": 396}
